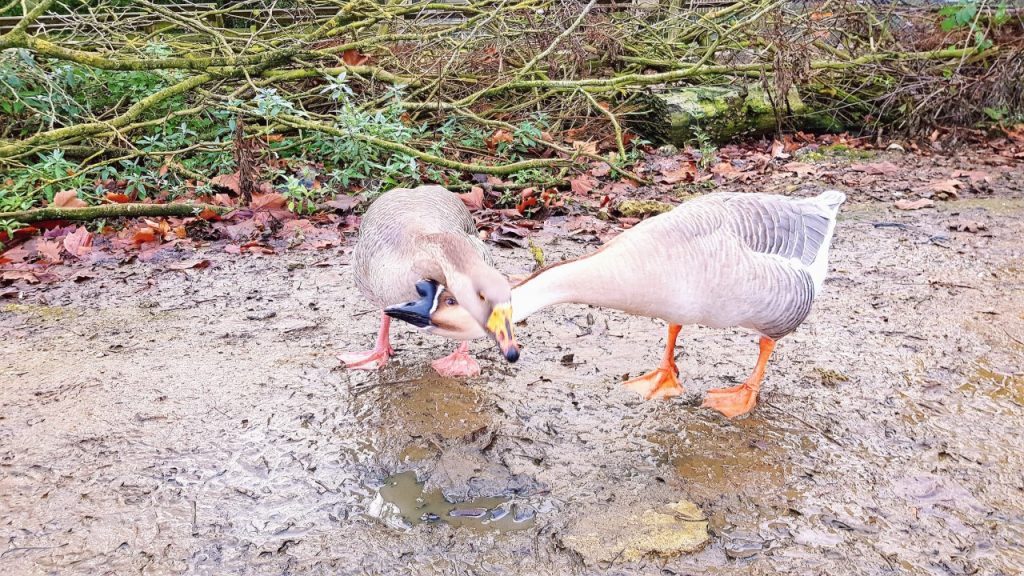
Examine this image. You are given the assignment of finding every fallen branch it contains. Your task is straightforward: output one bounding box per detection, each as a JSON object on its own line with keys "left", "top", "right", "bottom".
{"left": 0, "top": 203, "right": 229, "bottom": 223}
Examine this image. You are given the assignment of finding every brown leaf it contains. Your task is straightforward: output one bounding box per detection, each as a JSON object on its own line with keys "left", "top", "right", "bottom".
{"left": 341, "top": 49, "right": 369, "bottom": 66}
{"left": 166, "top": 259, "right": 212, "bottom": 271}
{"left": 251, "top": 192, "right": 293, "bottom": 220}
{"left": 62, "top": 227, "right": 93, "bottom": 258}
{"left": 36, "top": 239, "right": 63, "bottom": 263}
{"left": 198, "top": 207, "right": 222, "bottom": 221}
{"left": 570, "top": 174, "right": 598, "bottom": 195}
{"left": 850, "top": 161, "right": 899, "bottom": 175}
{"left": 781, "top": 162, "right": 816, "bottom": 177}
{"left": 589, "top": 162, "right": 611, "bottom": 178}
{"left": 571, "top": 141, "right": 598, "bottom": 155}
{"left": 925, "top": 179, "right": 963, "bottom": 198}
{"left": 894, "top": 198, "right": 935, "bottom": 211}
{"left": 1, "top": 246, "right": 31, "bottom": 264}
{"left": 105, "top": 192, "right": 131, "bottom": 203}
{"left": 951, "top": 170, "right": 991, "bottom": 184}
{"left": 658, "top": 161, "right": 697, "bottom": 184}
{"left": 324, "top": 194, "right": 364, "bottom": 213}
{"left": 770, "top": 140, "right": 789, "bottom": 159}
{"left": 2, "top": 270, "right": 39, "bottom": 284}
{"left": 458, "top": 186, "right": 485, "bottom": 211}
{"left": 53, "top": 189, "right": 88, "bottom": 208}
{"left": 134, "top": 228, "right": 158, "bottom": 244}
{"left": 210, "top": 172, "right": 242, "bottom": 195}
{"left": 485, "top": 130, "right": 515, "bottom": 151}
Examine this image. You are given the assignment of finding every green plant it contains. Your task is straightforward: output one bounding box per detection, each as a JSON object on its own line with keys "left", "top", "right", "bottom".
{"left": 692, "top": 128, "right": 718, "bottom": 170}
{"left": 280, "top": 175, "right": 322, "bottom": 215}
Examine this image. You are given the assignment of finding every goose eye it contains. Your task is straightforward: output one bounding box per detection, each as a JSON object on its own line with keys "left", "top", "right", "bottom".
{"left": 477, "top": 292, "right": 485, "bottom": 301}
{"left": 445, "top": 297, "right": 456, "bottom": 306}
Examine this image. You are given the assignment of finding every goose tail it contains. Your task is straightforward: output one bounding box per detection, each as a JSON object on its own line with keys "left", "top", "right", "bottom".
{"left": 806, "top": 190, "right": 846, "bottom": 294}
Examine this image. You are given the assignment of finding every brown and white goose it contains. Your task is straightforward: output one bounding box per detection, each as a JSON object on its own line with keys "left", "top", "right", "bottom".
{"left": 340, "top": 185, "right": 519, "bottom": 377}
{"left": 387, "top": 190, "right": 845, "bottom": 417}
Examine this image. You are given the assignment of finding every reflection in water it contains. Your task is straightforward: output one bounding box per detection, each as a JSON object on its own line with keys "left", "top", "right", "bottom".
{"left": 369, "top": 471, "right": 535, "bottom": 532}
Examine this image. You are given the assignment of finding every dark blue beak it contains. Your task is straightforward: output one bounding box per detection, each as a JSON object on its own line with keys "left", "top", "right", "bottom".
{"left": 384, "top": 279, "right": 438, "bottom": 328}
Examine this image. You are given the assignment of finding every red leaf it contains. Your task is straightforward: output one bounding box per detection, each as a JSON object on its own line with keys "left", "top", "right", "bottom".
{"left": 198, "top": 207, "right": 222, "bottom": 221}
{"left": 53, "top": 190, "right": 88, "bottom": 208}
{"left": 570, "top": 175, "right": 598, "bottom": 195}
{"left": 458, "top": 186, "right": 485, "bottom": 211}
{"left": 133, "top": 228, "right": 158, "bottom": 244}
{"left": 62, "top": 227, "right": 93, "bottom": 258}
{"left": 105, "top": 192, "right": 131, "bottom": 203}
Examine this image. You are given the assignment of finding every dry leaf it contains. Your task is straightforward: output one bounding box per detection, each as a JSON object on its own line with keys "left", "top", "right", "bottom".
{"left": 485, "top": 130, "right": 515, "bottom": 151}
{"left": 458, "top": 186, "right": 485, "bottom": 211}
{"left": 210, "top": 172, "right": 242, "bottom": 195}
{"left": 341, "top": 49, "right": 369, "bottom": 66}
{"left": 167, "top": 259, "right": 212, "bottom": 271}
{"left": 105, "top": 192, "right": 131, "bottom": 204}
{"left": 570, "top": 174, "right": 598, "bottom": 195}
{"left": 324, "top": 194, "right": 364, "bottom": 213}
{"left": 53, "top": 190, "right": 88, "bottom": 208}
{"left": 658, "top": 161, "right": 697, "bottom": 184}
{"left": 62, "top": 227, "right": 93, "bottom": 258}
{"left": 894, "top": 198, "right": 935, "bottom": 211}
{"left": 850, "top": 161, "right": 899, "bottom": 175}
{"left": 571, "top": 141, "right": 599, "bottom": 155}
{"left": 925, "top": 179, "right": 963, "bottom": 198}
{"left": 781, "top": 162, "right": 816, "bottom": 177}
{"left": 36, "top": 239, "right": 63, "bottom": 263}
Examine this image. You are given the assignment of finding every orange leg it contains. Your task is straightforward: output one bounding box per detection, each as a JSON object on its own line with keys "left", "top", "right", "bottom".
{"left": 623, "top": 324, "right": 685, "bottom": 400}
{"left": 702, "top": 336, "right": 776, "bottom": 418}
{"left": 338, "top": 314, "right": 395, "bottom": 370}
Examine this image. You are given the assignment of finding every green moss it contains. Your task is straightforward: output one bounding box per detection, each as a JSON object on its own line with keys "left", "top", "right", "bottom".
{"left": 2, "top": 303, "right": 73, "bottom": 319}
{"left": 798, "top": 144, "right": 876, "bottom": 162}
{"left": 616, "top": 199, "right": 675, "bottom": 217}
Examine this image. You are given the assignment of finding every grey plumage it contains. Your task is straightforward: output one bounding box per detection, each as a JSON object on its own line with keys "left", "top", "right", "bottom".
{"left": 352, "top": 185, "right": 490, "bottom": 309}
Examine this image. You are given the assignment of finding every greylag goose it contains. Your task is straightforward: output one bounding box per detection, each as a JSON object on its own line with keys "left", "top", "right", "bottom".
{"left": 340, "top": 185, "right": 519, "bottom": 377}
{"left": 386, "top": 190, "right": 845, "bottom": 417}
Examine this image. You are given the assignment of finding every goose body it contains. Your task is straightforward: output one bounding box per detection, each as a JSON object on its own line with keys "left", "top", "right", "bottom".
{"left": 387, "top": 190, "right": 845, "bottom": 416}
{"left": 513, "top": 190, "right": 844, "bottom": 337}
{"left": 341, "top": 185, "right": 519, "bottom": 376}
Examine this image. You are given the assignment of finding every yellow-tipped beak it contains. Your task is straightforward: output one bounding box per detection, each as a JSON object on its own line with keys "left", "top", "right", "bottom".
{"left": 485, "top": 304, "right": 519, "bottom": 363}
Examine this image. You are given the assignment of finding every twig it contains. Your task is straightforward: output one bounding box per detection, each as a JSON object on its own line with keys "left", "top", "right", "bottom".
{"left": 0, "top": 203, "right": 228, "bottom": 223}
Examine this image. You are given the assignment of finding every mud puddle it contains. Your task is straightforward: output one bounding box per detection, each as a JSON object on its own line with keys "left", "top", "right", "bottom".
{"left": 370, "top": 471, "right": 535, "bottom": 531}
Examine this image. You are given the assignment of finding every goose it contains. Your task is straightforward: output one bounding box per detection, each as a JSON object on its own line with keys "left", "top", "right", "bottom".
{"left": 340, "top": 185, "right": 519, "bottom": 377}
{"left": 386, "top": 190, "right": 845, "bottom": 417}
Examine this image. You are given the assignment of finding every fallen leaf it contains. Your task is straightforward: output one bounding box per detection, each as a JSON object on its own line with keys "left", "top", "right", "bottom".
{"left": 458, "top": 186, "right": 485, "bottom": 211}
{"left": 134, "top": 228, "right": 158, "bottom": 244}
{"left": 105, "top": 192, "right": 131, "bottom": 203}
{"left": 572, "top": 141, "right": 599, "bottom": 155}
{"left": 198, "top": 207, "right": 222, "bottom": 221}
{"left": 53, "top": 189, "right": 88, "bottom": 208}
{"left": 770, "top": 140, "right": 789, "bottom": 159}
{"left": 62, "top": 227, "right": 93, "bottom": 258}
{"left": 485, "top": 130, "right": 515, "bottom": 151}
{"left": 324, "top": 194, "right": 364, "bottom": 213}
{"left": 166, "top": 259, "right": 211, "bottom": 271}
{"left": 570, "top": 174, "right": 598, "bottom": 195}
{"left": 211, "top": 172, "right": 242, "bottom": 195}
{"left": 894, "top": 198, "right": 935, "bottom": 210}
{"left": 1, "top": 246, "right": 31, "bottom": 264}
{"left": 925, "top": 179, "right": 963, "bottom": 199}
{"left": 36, "top": 239, "right": 63, "bottom": 263}
{"left": 251, "top": 193, "right": 293, "bottom": 220}
{"left": 850, "top": 161, "right": 899, "bottom": 175}
{"left": 658, "top": 161, "right": 697, "bottom": 184}
{"left": 341, "top": 48, "right": 369, "bottom": 66}
{"left": 590, "top": 162, "right": 611, "bottom": 178}
{"left": 0, "top": 287, "right": 19, "bottom": 298}
{"left": 490, "top": 224, "right": 528, "bottom": 248}
{"left": 2, "top": 270, "right": 39, "bottom": 284}
{"left": 781, "top": 162, "right": 816, "bottom": 177}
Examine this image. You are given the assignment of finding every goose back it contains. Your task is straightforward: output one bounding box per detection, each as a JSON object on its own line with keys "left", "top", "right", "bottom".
{"left": 352, "top": 186, "right": 490, "bottom": 308}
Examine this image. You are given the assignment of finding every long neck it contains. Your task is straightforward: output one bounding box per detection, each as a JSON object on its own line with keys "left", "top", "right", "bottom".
{"left": 512, "top": 249, "right": 627, "bottom": 321}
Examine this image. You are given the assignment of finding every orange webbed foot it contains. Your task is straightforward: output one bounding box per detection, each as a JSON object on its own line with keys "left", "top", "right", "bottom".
{"left": 431, "top": 344, "right": 481, "bottom": 378}
{"left": 702, "top": 383, "right": 758, "bottom": 418}
{"left": 338, "top": 344, "right": 393, "bottom": 370}
{"left": 623, "top": 367, "right": 684, "bottom": 400}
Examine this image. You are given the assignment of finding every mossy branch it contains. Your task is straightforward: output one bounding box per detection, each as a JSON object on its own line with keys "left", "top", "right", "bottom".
{"left": 0, "top": 203, "right": 229, "bottom": 224}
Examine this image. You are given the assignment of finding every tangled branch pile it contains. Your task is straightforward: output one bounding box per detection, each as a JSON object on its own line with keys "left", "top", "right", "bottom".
{"left": 0, "top": 0, "right": 1020, "bottom": 213}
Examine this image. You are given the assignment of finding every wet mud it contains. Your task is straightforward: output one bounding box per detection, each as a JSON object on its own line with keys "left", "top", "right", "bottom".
{"left": 2, "top": 197, "right": 1023, "bottom": 575}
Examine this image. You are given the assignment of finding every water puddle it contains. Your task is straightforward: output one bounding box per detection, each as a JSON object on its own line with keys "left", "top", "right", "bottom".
{"left": 368, "top": 471, "right": 536, "bottom": 532}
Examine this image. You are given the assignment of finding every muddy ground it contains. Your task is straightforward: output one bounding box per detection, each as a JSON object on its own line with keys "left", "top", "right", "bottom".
{"left": 2, "top": 176, "right": 1024, "bottom": 574}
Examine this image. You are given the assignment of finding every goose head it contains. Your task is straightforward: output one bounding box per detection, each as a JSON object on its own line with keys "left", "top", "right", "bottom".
{"left": 385, "top": 272, "right": 519, "bottom": 363}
